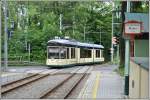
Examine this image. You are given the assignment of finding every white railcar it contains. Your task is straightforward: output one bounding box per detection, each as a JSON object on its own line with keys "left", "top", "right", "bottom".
{"left": 46, "top": 38, "right": 104, "bottom": 67}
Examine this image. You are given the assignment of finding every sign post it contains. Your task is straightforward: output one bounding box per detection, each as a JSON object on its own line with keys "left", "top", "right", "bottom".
{"left": 124, "top": 20, "right": 142, "bottom": 96}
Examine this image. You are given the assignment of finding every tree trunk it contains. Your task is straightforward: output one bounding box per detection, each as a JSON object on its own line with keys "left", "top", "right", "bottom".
{"left": 119, "top": 1, "right": 127, "bottom": 67}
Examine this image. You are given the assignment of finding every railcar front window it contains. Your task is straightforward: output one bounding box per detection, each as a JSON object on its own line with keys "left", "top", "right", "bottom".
{"left": 48, "top": 47, "right": 60, "bottom": 59}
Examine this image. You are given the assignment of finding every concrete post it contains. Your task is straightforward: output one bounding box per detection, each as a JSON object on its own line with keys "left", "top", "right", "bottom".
{"left": 60, "top": 14, "right": 62, "bottom": 35}
{"left": 3, "top": 0, "right": 8, "bottom": 71}
{"left": 100, "top": 27, "right": 101, "bottom": 45}
{"left": 28, "top": 43, "right": 30, "bottom": 62}
{"left": 124, "top": 0, "right": 131, "bottom": 96}
{"left": 84, "top": 26, "right": 86, "bottom": 42}
{"left": 0, "top": 0, "right": 2, "bottom": 71}
{"left": 111, "top": 10, "right": 114, "bottom": 62}
{"left": 117, "top": 44, "right": 119, "bottom": 63}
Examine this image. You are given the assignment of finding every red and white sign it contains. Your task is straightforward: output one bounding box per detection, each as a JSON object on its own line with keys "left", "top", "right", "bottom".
{"left": 124, "top": 20, "right": 142, "bottom": 35}
{"left": 125, "top": 23, "right": 141, "bottom": 34}
{"left": 124, "top": 20, "right": 143, "bottom": 57}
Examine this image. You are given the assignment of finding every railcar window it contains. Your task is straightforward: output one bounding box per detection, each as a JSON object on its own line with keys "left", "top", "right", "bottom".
{"left": 71, "top": 48, "right": 75, "bottom": 58}
{"left": 80, "top": 48, "right": 91, "bottom": 58}
{"left": 96, "top": 50, "right": 100, "bottom": 58}
{"left": 80, "top": 48, "right": 85, "bottom": 58}
{"left": 87, "top": 49, "right": 92, "bottom": 58}
{"left": 67, "top": 48, "right": 69, "bottom": 59}
{"left": 101, "top": 50, "right": 103, "bottom": 57}
{"left": 60, "top": 48, "right": 67, "bottom": 59}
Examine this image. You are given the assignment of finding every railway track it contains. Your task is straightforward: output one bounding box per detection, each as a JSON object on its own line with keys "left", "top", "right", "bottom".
{"left": 2, "top": 66, "right": 91, "bottom": 99}
{"left": 1, "top": 69, "right": 61, "bottom": 94}
{"left": 1, "top": 67, "right": 82, "bottom": 95}
{"left": 39, "top": 67, "right": 90, "bottom": 99}
{"left": 1, "top": 74, "right": 49, "bottom": 94}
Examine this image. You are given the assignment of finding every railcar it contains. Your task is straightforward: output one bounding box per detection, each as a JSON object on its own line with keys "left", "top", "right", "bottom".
{"left": 46, "top": 38, "right": 104, "bottom": 67}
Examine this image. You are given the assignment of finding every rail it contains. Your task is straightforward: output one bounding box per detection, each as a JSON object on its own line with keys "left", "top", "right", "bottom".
{"left": 1, "top": 70, "right": 59, "bottom": 94}
{"left": 39, "top": 67, "right": 90, "bottom": 99}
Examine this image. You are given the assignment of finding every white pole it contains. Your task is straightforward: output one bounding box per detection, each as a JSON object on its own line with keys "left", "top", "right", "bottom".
{"left": 111, "top": 2, "right": 114, "bottom": 63}
{"left": 0, "top": 0, "right": 2, "bottom": 72}
{"left": 100, "top": 27, "right": 101, "bottom": 45}
{"left": 28, "top": 43, "right": 30, "bottom": 62}
{"left": 73, "top": 16, "right": 75, "bottom": 39}
{"left": 60, "top": 14, "right": 62, "bottom": 35}
{"left": 125, "top": 1, "right": 130, "bottom": 74}
{"left": 84, "top": 26, "right": 86, "bottom": 41}
{"left": 148, "top": 1, "right": 150, "bottom": 99}
{"left": 149, "top": 1, "right": 150, "bottom": 98}
{"left": 124, "top": 0, "right": 130, "bottom": 96}
{"left": 117, "top": 44, "right": 119, "bottom": 63}
{"left": 3, "top": 0, "right": 8, "bottom": 71}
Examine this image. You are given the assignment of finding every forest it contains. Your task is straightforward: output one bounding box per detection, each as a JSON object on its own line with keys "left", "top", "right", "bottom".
{"left": 1, "top": 1, "right": 114, "bottom": 64}
{"left": 1, "top": 1, "right": 149, "bottom": 65}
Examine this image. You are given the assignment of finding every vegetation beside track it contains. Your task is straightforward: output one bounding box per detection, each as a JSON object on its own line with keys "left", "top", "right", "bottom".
{"left": 1, "top": 1, "right": 113, "bottom": 64}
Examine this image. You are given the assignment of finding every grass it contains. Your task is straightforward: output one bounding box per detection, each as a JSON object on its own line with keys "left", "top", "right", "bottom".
{"left": 1, "top": 60, "right": 45, "bottom": 67}
{"left": 7, "top": 63, "right": 45, "bottom": 66}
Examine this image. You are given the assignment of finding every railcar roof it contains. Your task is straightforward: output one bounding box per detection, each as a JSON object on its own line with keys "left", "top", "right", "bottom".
{"left": 47, "top": 39, "right": 104, "bottom": 49}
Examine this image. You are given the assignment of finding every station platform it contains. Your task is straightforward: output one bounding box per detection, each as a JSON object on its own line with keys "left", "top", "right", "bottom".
{"left": 78, "top": 69, "right": 124, "bottom": 99}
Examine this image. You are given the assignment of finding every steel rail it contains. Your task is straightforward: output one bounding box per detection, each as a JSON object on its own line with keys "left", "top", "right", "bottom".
{"left": 39, "top": 67, "right": 90, "bottom": 99}
{"left": 1, "top": 69, "right": 50, "bottom": 87}
{"left": 64, "top": 71, "right": 88, "bottom": 98}
{"left": 1, "top": 69, "right": 59, "bottom": 94}
{"left": 1, "top": 67, "right": 78, "bottom": 95}
{"left": 2, "top": 74, "right": 39, "bottom": 87}
{"left": 1, "top": 74, "right": 50, "bottom": 94}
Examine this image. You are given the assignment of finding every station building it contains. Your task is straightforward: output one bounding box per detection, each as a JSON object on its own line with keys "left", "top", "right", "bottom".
{"left": 125, "top": 13, "right": 149, "bottom": 98}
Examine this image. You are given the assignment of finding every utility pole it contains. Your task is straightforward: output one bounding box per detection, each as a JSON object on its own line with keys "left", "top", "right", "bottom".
{"left": 3, "top": 0, "right": 8, "bottom": 71}
{"left": 28, "top": 43, "right": 30, "bottom": 62}
{"left": 111, "top": 2, "right": 114, "bottom": 63}
{"left": 59, "top": 14, "right": 63, "bottom": 35}
{"left": 117, "top": 44, "right": 119, "bottom": 63}
{"left": 149, "top": 2, "right": 150, "bottom": 99}
{"left": 0, "top": 0, "right": 2, "bottom": 71}
{"left": 99, "top": 27, "right": 101, "bottom": 45}
{"left": 72, "top": 16, "right": 75, "bottom": 39}
{"left": 124, "top": 0, "right": 130, "bottom": 96}
{"left": 83, "top": 26, "right": 86, "bottom": 42}
{"left": 99, "top": 31, "right": 101, "bottom": 44}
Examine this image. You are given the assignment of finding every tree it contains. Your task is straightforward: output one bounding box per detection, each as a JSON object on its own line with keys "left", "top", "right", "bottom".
{"left": 2, "top": 1, "right": 114, "bottom": 64}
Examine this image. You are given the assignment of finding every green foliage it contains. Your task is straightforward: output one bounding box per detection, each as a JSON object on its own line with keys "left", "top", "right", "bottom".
{"left": 3, "top": 1, "right": 113, "bottom": 63}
